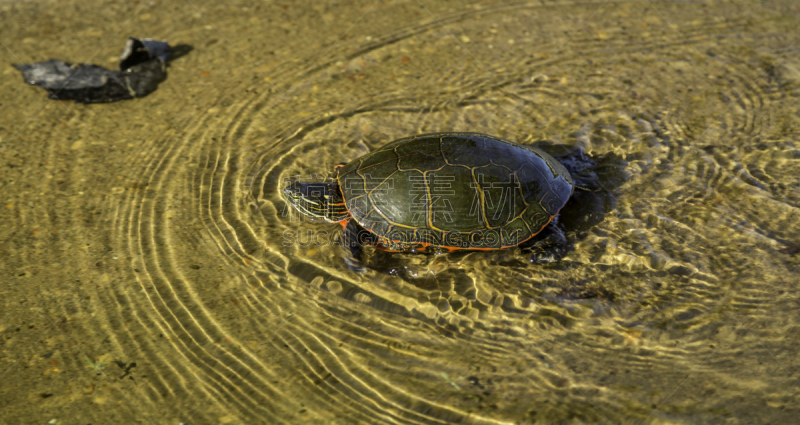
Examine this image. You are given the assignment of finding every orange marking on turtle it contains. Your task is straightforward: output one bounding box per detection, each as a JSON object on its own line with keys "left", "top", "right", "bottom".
{"left": 361, "top": 214, "right": 554, "bottom": 252}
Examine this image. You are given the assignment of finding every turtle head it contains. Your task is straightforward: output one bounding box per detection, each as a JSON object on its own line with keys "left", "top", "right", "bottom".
{"left": 283, "top": 181, "right": 350, "bottom": 223}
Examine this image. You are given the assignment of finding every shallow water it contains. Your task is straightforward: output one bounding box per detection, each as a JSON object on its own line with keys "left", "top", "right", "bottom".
{"left": 1, "top": 0, "right": 799, "bottom": 423}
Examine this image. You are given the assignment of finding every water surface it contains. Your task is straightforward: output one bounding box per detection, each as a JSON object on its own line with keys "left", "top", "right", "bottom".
{"left": 1, "top": 0, "right": 799, "bottom": 423}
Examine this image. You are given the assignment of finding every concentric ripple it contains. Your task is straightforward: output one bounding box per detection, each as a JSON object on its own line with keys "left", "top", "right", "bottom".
{"left": 88, "top": 1, "right": 800, "bottom": 423}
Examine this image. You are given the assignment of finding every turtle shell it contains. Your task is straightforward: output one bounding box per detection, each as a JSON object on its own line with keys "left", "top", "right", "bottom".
{"left": 336, "top": 133, "right": 573, "bottom": 250}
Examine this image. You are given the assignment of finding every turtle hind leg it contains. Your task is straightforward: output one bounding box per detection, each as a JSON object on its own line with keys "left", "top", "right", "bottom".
{"left": 341, "top": 219, "right": 376, "bottom": 273}
{"left": 520, "top": 220, "right": 570, "bottom": 264}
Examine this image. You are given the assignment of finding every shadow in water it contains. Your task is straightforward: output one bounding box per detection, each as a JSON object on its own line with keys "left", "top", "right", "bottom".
{"left": 168, "top": 44, "right": 194, "bottom": 62}
{"left": 536, "top": 141, "right": 629, "bottom": 235}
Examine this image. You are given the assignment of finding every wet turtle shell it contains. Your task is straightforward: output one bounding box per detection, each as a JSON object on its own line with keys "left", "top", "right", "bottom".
{"left": 336, "top": 132, "right": 574, "bottom": 251}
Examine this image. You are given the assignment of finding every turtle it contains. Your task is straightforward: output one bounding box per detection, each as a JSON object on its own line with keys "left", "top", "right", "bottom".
{"left": 283, "top": 132, "right": 575, "bottom": 273}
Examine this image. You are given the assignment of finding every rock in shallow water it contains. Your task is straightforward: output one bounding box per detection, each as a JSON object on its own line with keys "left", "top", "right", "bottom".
{"left": 13, "top": 37, "right": 171, "bottom": 103}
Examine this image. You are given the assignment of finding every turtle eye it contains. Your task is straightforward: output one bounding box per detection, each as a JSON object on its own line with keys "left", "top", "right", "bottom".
{"left": 311, "top": 190, "right": 322, "bottom": 198}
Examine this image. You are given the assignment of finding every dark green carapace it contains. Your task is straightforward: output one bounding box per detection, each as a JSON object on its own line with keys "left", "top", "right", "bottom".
{"left": 337, "top": 132, "right": 573, "bottom": 249}
{"left": 284, "top": 133, "right": 574, "bottom": 272}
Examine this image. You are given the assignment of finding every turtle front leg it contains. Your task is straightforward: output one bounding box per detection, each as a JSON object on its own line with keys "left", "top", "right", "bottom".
{"left": 341, "top": 219, "right": 368, "bottom": 273}
{"left": 521, "top": 219, "right": 570, "bottom": 263}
